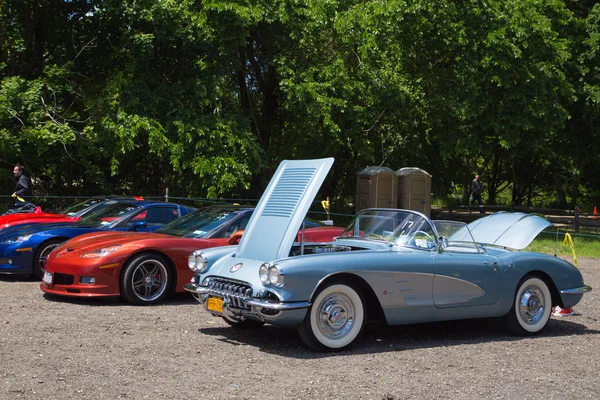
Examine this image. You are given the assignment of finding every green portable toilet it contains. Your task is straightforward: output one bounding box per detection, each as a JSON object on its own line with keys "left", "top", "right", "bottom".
{"left": 356, "top": 166, "right": 398, "bottom": 212}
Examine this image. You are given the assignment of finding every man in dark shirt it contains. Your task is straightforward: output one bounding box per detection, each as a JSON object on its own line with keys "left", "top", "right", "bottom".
{"left": 4, "top": 164, "right": 33, "bottom": 213}
{"left": 469, "top": 174, "right": 483, "bottom": 213}
{"left": 13, "top": 164, "right": 32, "bottom": 199}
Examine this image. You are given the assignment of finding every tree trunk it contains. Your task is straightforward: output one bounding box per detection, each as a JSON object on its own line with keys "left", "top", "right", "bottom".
{"left": 461, "top": 156, "right": 470, "bottom": 205}
{"left": 237, "top": 50, "right": 250, "bottom": 114}
{"left": 553, "top": 169, "right": 567, "bottom": 208}
{"left": 571, "top": 173, "right": 581, "bottom": 208}
{"left": 486, "top": 146, "right": 501, "bottom": 205}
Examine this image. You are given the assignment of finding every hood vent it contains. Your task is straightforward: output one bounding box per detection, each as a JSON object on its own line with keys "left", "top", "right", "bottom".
{"left": 262, "top": 168, "right": 317, "bottom": 218}
{"left": 236, "top": 158, "right": 334, "bottom": 261}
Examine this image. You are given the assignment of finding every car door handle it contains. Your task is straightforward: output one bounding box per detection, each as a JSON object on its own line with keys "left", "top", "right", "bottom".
{"left": 484, "top": 261, "right": 499, "bottom": 271}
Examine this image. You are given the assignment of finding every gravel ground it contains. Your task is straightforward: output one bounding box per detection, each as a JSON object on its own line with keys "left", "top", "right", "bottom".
{"left": 1, "top": 258, "right": 599, "bottom": 400}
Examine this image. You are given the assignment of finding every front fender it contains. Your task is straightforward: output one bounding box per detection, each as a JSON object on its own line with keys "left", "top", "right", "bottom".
{"left": 194, "top": 246, "right": 238, "bottom": 281}
{"left": 501, "top": 252, "right": 587, "bottom": 309}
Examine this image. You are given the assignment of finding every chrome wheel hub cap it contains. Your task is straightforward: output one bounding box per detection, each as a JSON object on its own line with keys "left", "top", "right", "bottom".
{"left": 317, "top": 293, "right": 355, "bottom": 339}
{"left": 132, "top": 261, "right": 167, "bottom": 301}
{"left": 519, "top": 285, "right": 545, "bottom": 325}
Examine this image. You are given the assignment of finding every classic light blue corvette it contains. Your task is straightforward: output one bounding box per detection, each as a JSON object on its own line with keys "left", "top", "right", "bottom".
{"left": 184, "top": 158, "right": 592, "bottom": 351}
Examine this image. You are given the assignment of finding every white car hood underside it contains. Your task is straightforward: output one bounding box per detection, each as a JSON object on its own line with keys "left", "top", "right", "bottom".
{"left": 449, "top": 212, "right": 552, "bottom": 250}
{"left": 235, "top": 158, "right": 334, "bottom": 261}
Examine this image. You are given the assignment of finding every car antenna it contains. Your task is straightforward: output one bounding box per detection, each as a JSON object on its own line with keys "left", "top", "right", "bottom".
{"left": 300, "top": 221, "right": 306, "bottom": 255}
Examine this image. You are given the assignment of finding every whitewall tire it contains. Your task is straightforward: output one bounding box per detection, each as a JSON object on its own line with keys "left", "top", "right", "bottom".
{"left": 298, "top": 282, "right": 365, "bottom": 351}
{"left": 506, "top": 276, "right": 552, "bottom": 335}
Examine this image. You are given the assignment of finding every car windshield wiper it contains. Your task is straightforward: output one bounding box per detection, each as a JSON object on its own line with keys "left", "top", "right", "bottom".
{"left": 340, "top": 235, "right": 392, "bottom": 244}
{"left": 365, "top": 233, "right": 389, "bottom": 242}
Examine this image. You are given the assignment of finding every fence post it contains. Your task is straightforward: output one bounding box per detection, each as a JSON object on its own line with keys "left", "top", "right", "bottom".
{"left": 574, "top": 205, "right": 579, "bottom": 233}
{"left": 165, "top": 188, "right": 169, "bottom": 203}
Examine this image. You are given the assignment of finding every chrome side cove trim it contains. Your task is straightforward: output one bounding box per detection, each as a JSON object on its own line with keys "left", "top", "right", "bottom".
{"left": 560, "top": 285, "right": 592, "bottom": 295}
{"left": 245, "top": 299, "right": 310, "bottom": 310}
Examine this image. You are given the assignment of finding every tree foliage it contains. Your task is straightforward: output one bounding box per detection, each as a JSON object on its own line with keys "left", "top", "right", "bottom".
{"left": 0, "top": 0, "right": 599, "bottom": 209}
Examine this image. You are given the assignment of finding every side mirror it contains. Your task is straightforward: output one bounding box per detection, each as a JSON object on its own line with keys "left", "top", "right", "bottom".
{"left": 129, "top": 221, "right": 147, "bottom": 231}
{"left": 227, "top": 229, "right": 244, "bottom": 245}
{"left": 439, "top": 236, "right": 448, "bottom": 250}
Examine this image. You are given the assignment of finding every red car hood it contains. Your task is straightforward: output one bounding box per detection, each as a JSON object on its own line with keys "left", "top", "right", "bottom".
{"left": 0, "top": 213, "right": 80, "bottom": 231}
{"left": 63, "top": 231, "right": 174, "bottom": 253}
{"left": 60, "top": 226, "right": 344, "bottom": 255}
{"left": 297, "top": 226, "right": 345, "bottom": 241}
{"left": 0, "top": 212, "right": 67, "bottom": 223}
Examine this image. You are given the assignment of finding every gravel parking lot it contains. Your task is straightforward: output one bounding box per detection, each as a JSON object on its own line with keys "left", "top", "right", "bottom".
{"left": 1, "top": 258, "right": 599, "bottom": 400}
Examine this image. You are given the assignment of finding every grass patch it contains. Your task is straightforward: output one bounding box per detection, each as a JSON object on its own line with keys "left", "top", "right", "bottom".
{"left": 525, "top": 231, "right": 600, "bottom": 259}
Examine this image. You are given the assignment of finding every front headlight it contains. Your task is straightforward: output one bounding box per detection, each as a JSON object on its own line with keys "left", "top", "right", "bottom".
{"left": 267, "top": 264, "right": 285, "bottom": 287}
{"left": 81, "top": 245, "right": 121, "bottom": 258}
{"left": 259, "top": 263, "right": 270, "bottom": 283}
{"left": 188, "top": 251, "right": 208, "bottom": 273}
{"left": 2, "top": 234, "right": 32, "bottom": 245}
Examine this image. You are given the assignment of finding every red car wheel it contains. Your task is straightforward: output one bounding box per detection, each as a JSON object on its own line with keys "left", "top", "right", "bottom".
{"left": 121, "top": 253, "right": 171, "bottom": 305}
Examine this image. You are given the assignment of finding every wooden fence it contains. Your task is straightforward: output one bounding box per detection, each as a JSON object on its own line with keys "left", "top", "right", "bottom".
{"left": 431, "top": 205, "right": 600, "bottom": 233}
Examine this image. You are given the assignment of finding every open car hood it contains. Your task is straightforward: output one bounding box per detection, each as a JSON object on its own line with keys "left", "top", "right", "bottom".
{"left": 236, "top": 158, "right": 334, "bottom": 261}
{"left": 449, "top": 212, "right": 552, "bottom": 250}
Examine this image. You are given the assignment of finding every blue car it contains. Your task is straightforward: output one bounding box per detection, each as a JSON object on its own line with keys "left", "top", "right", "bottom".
{"left": 184, "top": 158, "right": 591, "bottom": 351}
{"left": 0, "top": 200, "right": 194, "bottom": 279}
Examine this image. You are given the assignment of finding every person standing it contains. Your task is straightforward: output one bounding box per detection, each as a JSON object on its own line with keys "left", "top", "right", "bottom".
{"left": 12, "top": 164, "right": 32, "bottom": 199}
{"left": 470, "top": 174, "right": 483, "bottom": 212}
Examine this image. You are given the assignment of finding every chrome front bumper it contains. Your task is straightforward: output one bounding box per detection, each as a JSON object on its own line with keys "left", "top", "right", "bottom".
{"left": 560, "top": 285, "right": 592, "bottom": 295}
{"left": 183, "top": 283, "right": 310, "bottom": 310}
{"left": 184, "top": 282, "right": 310, "bottom": 327}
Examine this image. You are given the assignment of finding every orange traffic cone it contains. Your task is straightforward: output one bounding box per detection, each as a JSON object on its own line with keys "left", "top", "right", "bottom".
{"left": 592, "top": 206, "right": 598, "bottom": 219}
{"left": 553, "top": 306, "right": 574, "bottom": 316}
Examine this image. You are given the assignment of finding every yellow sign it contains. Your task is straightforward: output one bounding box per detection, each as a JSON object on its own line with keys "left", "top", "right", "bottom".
{"left": 563, "top": 233, "right": 577, "bottom": 267}
{"left": 321, "top": 200, "right": 330, "bottom": 214}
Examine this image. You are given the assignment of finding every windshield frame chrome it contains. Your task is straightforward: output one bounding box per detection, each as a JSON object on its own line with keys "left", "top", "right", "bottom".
{"left": 340, "top": 208, "right": 440, "bottom": 251}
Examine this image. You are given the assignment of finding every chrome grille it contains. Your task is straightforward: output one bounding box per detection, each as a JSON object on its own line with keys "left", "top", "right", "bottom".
{"left": 205, "top": 278, "right": 253, "bottom": 310}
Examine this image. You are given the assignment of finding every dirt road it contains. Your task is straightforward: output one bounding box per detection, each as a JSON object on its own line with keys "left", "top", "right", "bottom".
{"left": 1, "top": 258, "right": 599, "bottom": 399}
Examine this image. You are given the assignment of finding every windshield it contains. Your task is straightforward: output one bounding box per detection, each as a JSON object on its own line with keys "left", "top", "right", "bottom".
{"left": 59, "top": 197, "right": 106, "bottom": 216}
{"left": 341, "top": 209, "right": 437, "bottom": 250}
{"left": 75, "top": 202, "right": 141, "bottom": 228}
{"left": 156, "top": 207, "right": 245, "bottom": 238}
{"left": 435, "top": 220, "right": 481, "bottom": 253}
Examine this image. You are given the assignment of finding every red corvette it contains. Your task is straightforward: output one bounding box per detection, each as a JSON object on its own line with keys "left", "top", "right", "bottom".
{"left": 41, "top": 206, "right": 344, "bottom": 305}
{"left": 0, "top": 196, "right": 143, "bottom": 231}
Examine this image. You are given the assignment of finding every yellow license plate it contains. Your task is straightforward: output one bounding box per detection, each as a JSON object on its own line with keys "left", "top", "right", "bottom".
{"left": 207, "top": 297, "right": 224, "bottom": 313}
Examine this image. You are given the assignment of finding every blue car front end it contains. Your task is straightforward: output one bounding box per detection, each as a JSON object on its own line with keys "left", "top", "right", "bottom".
{"left": 0, "top": 239, "right": 37, "bottom": 274}
{"left": 0, "top": 227, "right": 63, "bottom": 274}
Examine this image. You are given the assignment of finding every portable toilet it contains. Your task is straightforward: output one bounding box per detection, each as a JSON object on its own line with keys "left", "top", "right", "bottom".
{"left": 356, "top": 166, "right": 397, "bottom": 212}
{"left": 396, "top": 167, "right": 432, "bottom": 216}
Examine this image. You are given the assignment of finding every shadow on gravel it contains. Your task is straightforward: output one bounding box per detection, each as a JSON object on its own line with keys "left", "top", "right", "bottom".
{"left": 41, "top": 292, "right": 197, "bottom": 307}
{"left": 0, "top": 274, "right": 38, "bottom": 282}
{"left": 198, "top": 317, "right": 600, "bottom": 359}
